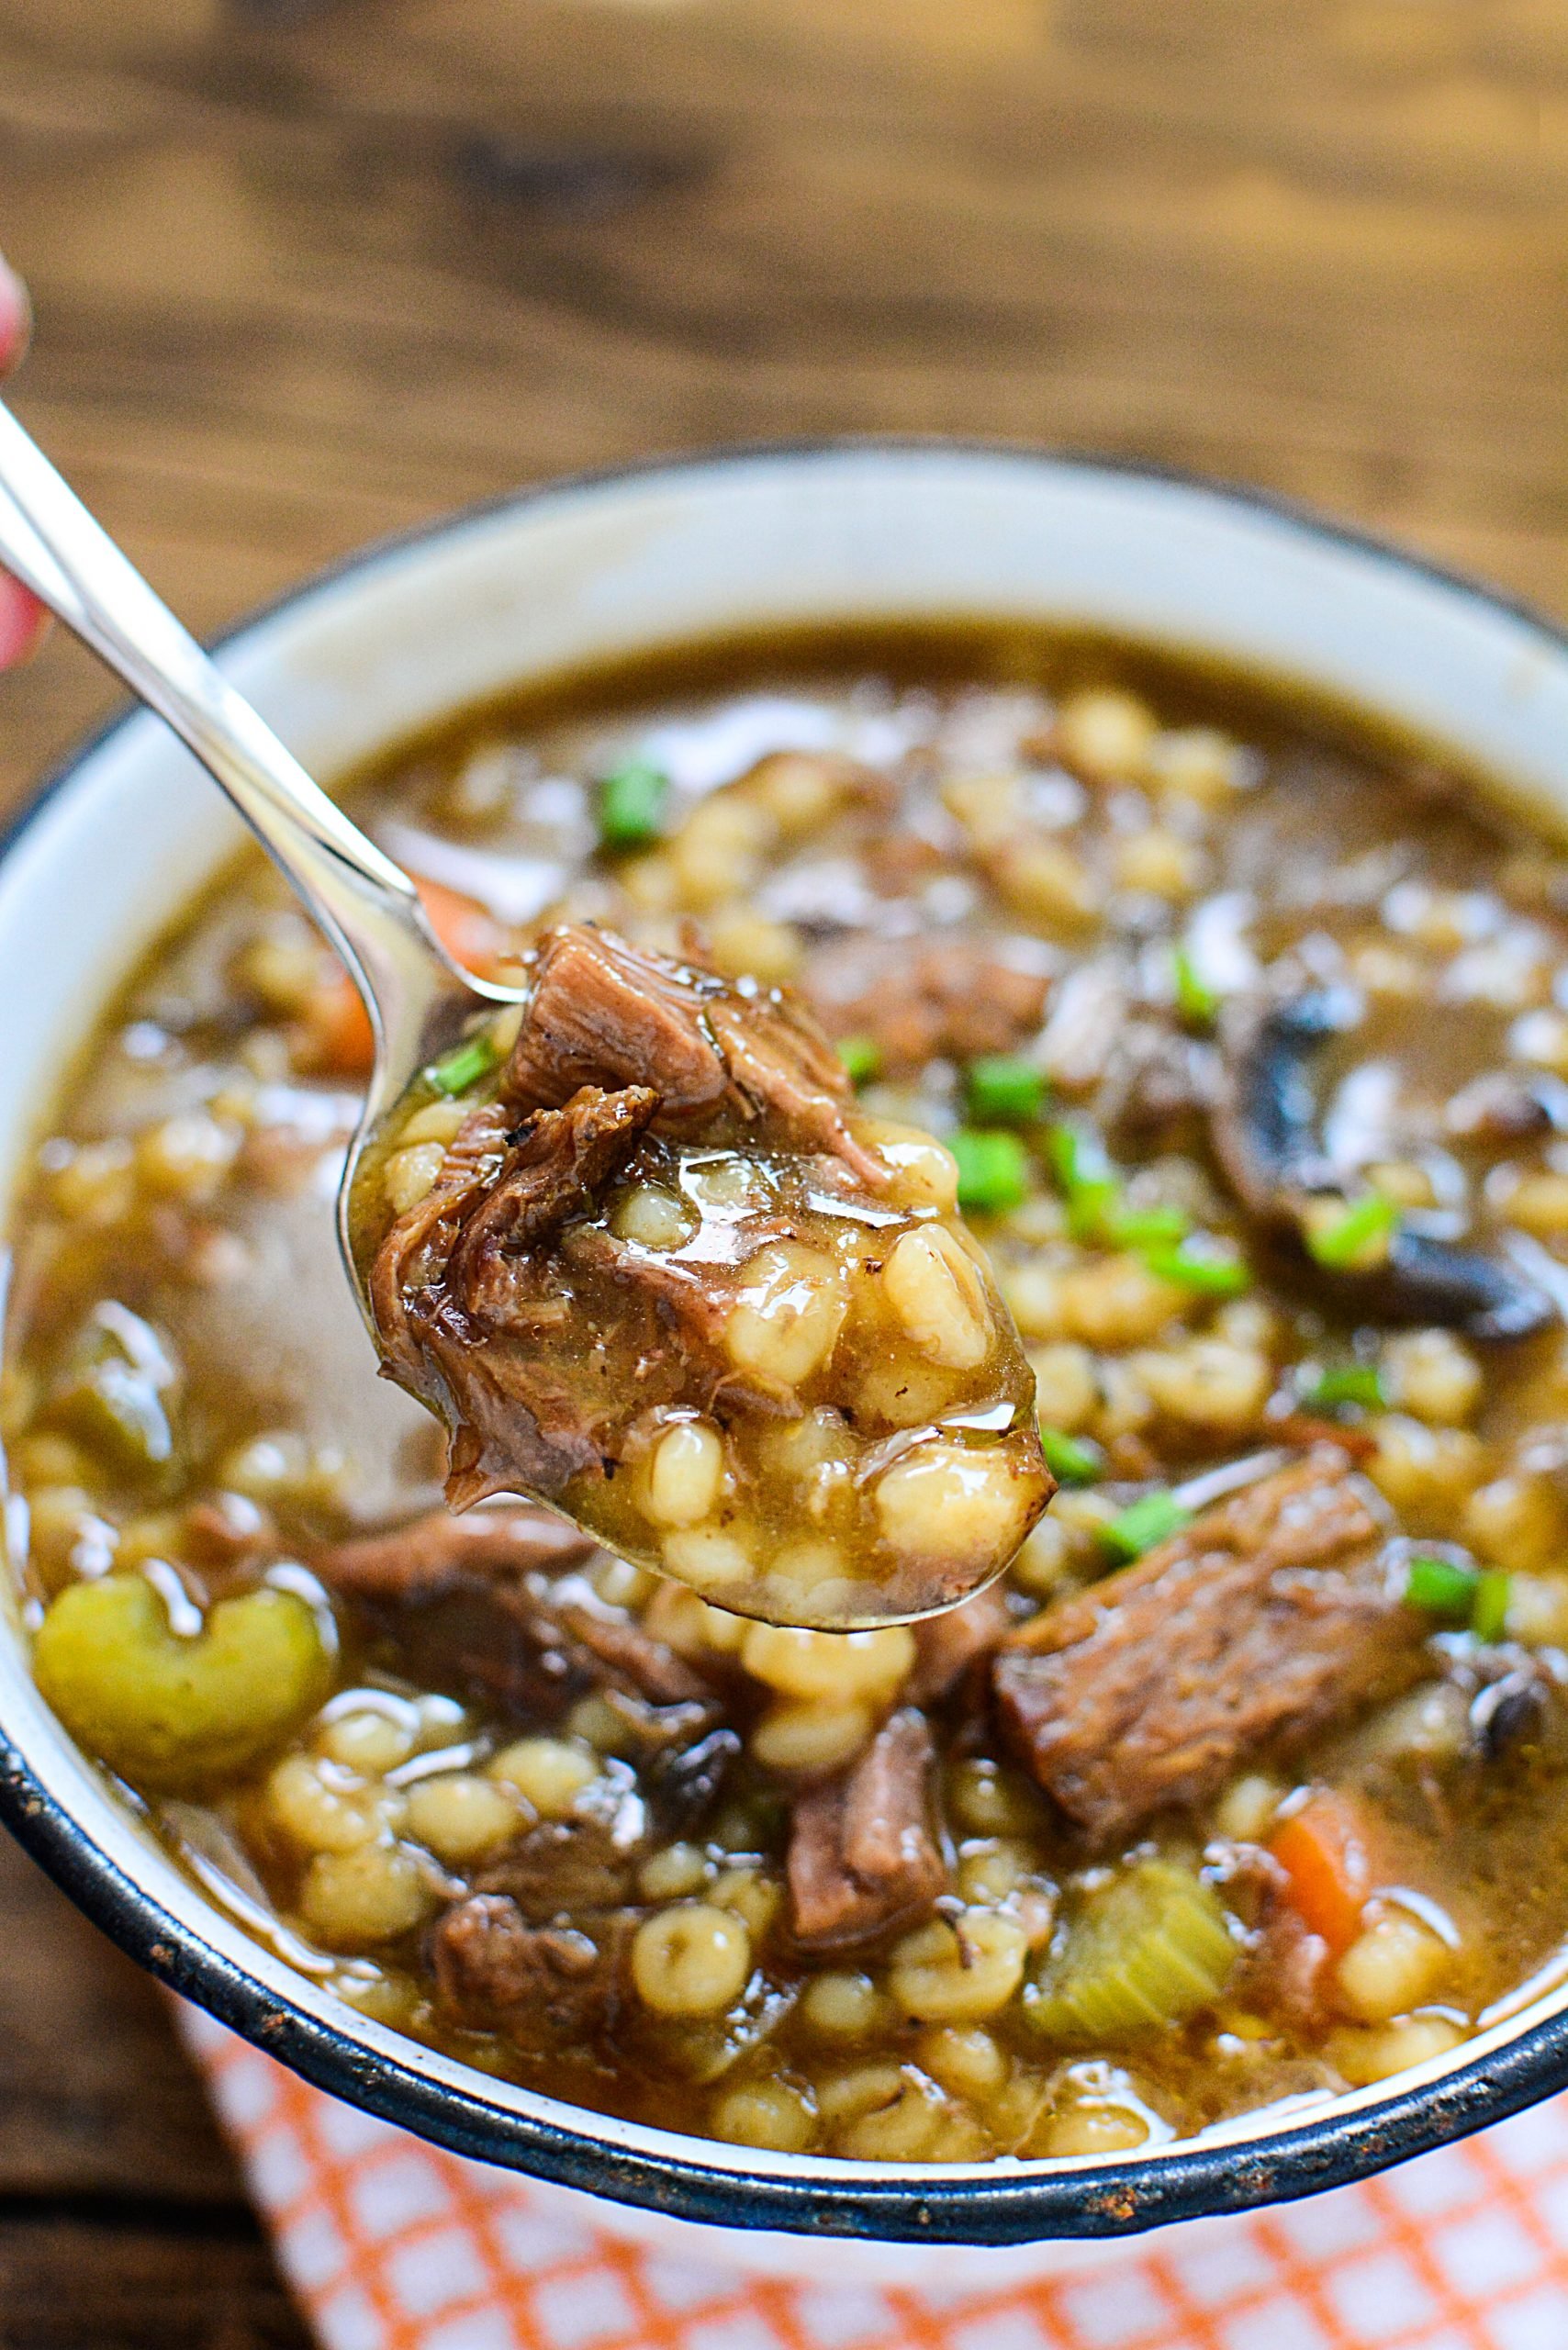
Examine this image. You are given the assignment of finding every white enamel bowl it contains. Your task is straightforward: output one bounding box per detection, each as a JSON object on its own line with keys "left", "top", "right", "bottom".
{"left": 6, "top": 445, "right": 1568, "bottom": 2284}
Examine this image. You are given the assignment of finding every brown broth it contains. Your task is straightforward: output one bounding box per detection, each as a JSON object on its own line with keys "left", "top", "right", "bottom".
{"left": 13, "top": 622, "right": 1568, "bottom": 2162}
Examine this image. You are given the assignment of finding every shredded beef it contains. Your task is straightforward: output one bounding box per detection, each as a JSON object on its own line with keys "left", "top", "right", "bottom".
{"left": 315, "top": 1503, "right": 596, "bottom": 1601}
{"left": 502, "top": 926, "right": 884, "bottom": 1182}
{"left": 316, "top": 1505, "right": 715, "bottom": 1721}
{"left": 431, "top": 1894, "right": 631, "bottom": 2043}
{"left": 367, "top": 923, "right": 895, "bottom": 1514}
{"left": 787, "top": 1708, "right": 948, "bottom": 1950}
{"left": 476, "top": 1812, "right": 644, "bottom": 1920}
{"left": 993, "top": 1448, "right": 1425, "bottom": 1845}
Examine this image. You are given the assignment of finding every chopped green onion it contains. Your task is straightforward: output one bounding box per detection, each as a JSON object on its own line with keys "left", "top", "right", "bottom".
{"left": 1102, "top": 1490, "right": 1192, "bottom": 1563}
{"left": 1404, "top": 1556, "right": 1512, "bottom": 1642}
{"left": 1038, "top": 1427, "right": 1104, "bottom": 1485}
{"left": 1103, "top": 1203, "right": 1192, "bottom": 1250}
{"left": 1046, "top": 1121, "right": 1140, "bottom": 1242}
{"left": 1141, "top": 1239, "right": 1250, "bottom": 1297}
{"left": 1473, "top": 1569, "right": 1511, "bottom": 1646}
{"left": 1301, "top": 1362, "right": 1386, "bottom": 1413}
{"left": 597, "top": 759, "right": 669, "bottom": 851}
{"left": 836, "top": 1035, "right": 881, "bottom": 1087}
{"left": 1172, "top": 945, "right": 1219, "bottom": 1027}
{"left": 1305, "top": 1192, "right": 1402, "bottom": 1270}
{"left": 1405, "top": 1556, "right": 1477, "bottom": 1618}
{"left": 428, "top": 1033, "right": 499, "bottom": 1097}
{"left": 967, "top": 1055, "right": 1048, "bottom": 1126}
{"left": 1066, "top": 1179, "right": 1124, "bottom": 1244}
{"left": 950, "top": 1127, "right": 1030, "bottom": 1215}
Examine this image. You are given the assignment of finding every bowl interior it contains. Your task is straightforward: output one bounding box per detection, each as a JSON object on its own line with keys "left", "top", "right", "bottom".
{"left": 7, "top": 443, "right": 1568, "bottom": 2242}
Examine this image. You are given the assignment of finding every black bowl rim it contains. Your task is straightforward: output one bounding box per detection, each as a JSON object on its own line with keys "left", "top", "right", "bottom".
{"left": 6, "top": 434, "right": 1568, "bottom": 2246}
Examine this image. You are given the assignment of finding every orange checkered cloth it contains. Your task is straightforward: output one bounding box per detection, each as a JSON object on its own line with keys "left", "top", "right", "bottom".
{"left": 178, "top": 2006, "right": 1568, "bottom": 2350}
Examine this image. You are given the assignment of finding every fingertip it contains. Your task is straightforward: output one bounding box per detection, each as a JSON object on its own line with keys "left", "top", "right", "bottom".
{"left": 0, "top": 579, "right": 50, "bottom": 670}
{"left": 0, "top": 253, "right": 32, "bottom": 372}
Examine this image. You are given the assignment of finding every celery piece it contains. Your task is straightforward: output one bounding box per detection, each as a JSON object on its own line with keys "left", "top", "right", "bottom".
{"left": 1141, "top": 1239, "right": 1250, "bottom": 1297}
{"left": 50, "top": 1302, "right": 180, "bottom": 1482}
{"left": 1404, "top": 1556, "right": 1477, "bottom": 1618}
{"left": 33, "top": 1573, "right": 334, "bottom": 1793}
{"left": 1473, "top": 1569, "right": 1511, "bottom": 1646}
{"left": 1302, "top": 1362, "right": 1385, "bottom": 1413}
{"left": 1172, "top": 945, "right": 1219, "bottom": 1027}
{"left": 1023, "top": 1858, "right": 1238, "bottom": 2042}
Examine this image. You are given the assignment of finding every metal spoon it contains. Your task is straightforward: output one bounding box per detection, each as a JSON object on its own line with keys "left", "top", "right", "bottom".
{"left": 0, "top": 396, "right": 516, "bottom": 1329}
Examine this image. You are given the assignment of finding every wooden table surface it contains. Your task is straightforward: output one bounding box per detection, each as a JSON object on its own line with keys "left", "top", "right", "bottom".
{"left": 2, "top": 1, "right": 1567, "bottom": 2341}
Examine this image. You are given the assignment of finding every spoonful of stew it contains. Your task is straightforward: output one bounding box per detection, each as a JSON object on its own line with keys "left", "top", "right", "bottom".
{"left": 0, "top": 402, "right": 1051, "bottom": 1627}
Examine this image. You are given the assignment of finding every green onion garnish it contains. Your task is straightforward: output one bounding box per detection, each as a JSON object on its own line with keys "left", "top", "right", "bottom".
{"left": 1038, "top": 1427, "right": 1104, "bottom": 1485}
{"left": 1473, "top": 1569, "right": 1511, "bottom": 1645}
{"left": 597, "top": 759, "right": 669, "bottom": 851}
{"left": 1305, "top": 1192, "right": 1402, "bottom": 1270}
{"left": 1403, "top": 1556, "right": 1512, "bottom": 1642}
{"left": 1302, "top": 1362, "right": 1386, "bottom": 1413}
{"left": 1102, "top": 1491, "right": 1192, "bottom": 1562}
{"left": 1405, "top": 1556, "right": 1477, "bottom": 1618}
{"left": 428, "top": 1033, "right": 499, "bottom": 1096}
{"left": 1103, "top": 1203, "right": 1191, "bottom": 1250}
{"left": 951, "top": 1128, "right": 1030, "bottom": 1215}
{"left": 1172, "top": 945, "right": 1219, "bottom": 1027}
{"left": 1141, "top": 1239, "right": 1250, "bottom": 1297}
{"left": 836, "top": 1035, "right": 881, "bottom": 1087}
{"left": 1066, "top": 1179, "right": 1124, "bottom": 1244}
{"left": 967, "top": 1055, "right": 1048, "bottom": 1126}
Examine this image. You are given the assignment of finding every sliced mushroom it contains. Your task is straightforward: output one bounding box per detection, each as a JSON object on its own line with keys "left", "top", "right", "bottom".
{"left": 1212, "top": 989, "right": 1553, "bottom": 1340}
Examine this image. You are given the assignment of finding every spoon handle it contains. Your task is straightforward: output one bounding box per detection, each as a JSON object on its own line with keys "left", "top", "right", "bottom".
{"left": 0, "top": 396, "right": 468, "bottom": 1058}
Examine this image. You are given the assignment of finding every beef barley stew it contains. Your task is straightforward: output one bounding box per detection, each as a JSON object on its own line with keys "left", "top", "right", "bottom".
{"left": 15, "top": 622, "right": 1568, "bottom": 2164}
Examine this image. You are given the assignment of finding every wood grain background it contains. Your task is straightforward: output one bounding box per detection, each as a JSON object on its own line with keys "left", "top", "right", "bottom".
{"left": 2, "top": 1, "right": 1566, "bottom": 2341}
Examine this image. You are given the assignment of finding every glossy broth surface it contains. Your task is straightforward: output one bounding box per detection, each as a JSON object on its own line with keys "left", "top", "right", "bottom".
{"left": 14, "top": 624, "right": 1568, "bottom": 2163}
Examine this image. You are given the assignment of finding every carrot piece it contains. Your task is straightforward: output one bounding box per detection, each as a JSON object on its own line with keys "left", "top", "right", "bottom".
{"left": 297, "top": 881, "right": 498, "bottom": 1077}
{"left": 1268, "top": 1790, "right": 1372, "bottom": 1956}
{"left": 304, "top": 969, "right": 375, "bottom": 1076}
{"left": 414, "top": 878, "right": 502, "bottom": 976}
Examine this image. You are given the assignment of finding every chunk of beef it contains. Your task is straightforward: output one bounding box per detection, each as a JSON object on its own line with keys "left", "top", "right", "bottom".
{"left": 910, "top": 1583, "right": 1013, "bottom": 1703}
{"left": 993, "top": 1448, "right": 1426, "bottom": 1846}
{"left": 476, "top": 1813, "right": 643, "bottom": 1920}
{"left": 503, "top": 925, "right": 884, "bottom": 1183}
{"left": 431, "top": 1894, "right": 631, "bottom": 2044}
{"left": 506, "top": 925, "right": 727, "bottom": 1115}
{"left": 804, "top": 935, "right": 1051, "bottom": 1074}
{"left": 787, "top": 1708, "right": 948, "bottom": 1951}
{"left": 372, "top": 1085, "right": 661, "bottom": 1508}
{"left": 317, "top": 1506, "right": 715, "bottom": 1721}
{"left": 365, "top": 923, "right": 896, "bottom": 1516}
{"left": 316, "top": 1502, "right": 596, "bottom": 1601}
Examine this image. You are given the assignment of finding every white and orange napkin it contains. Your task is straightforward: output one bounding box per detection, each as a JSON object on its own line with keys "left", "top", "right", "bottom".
{"left": 180, "top": 2006, "right": 1568, "bottom": 2350}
